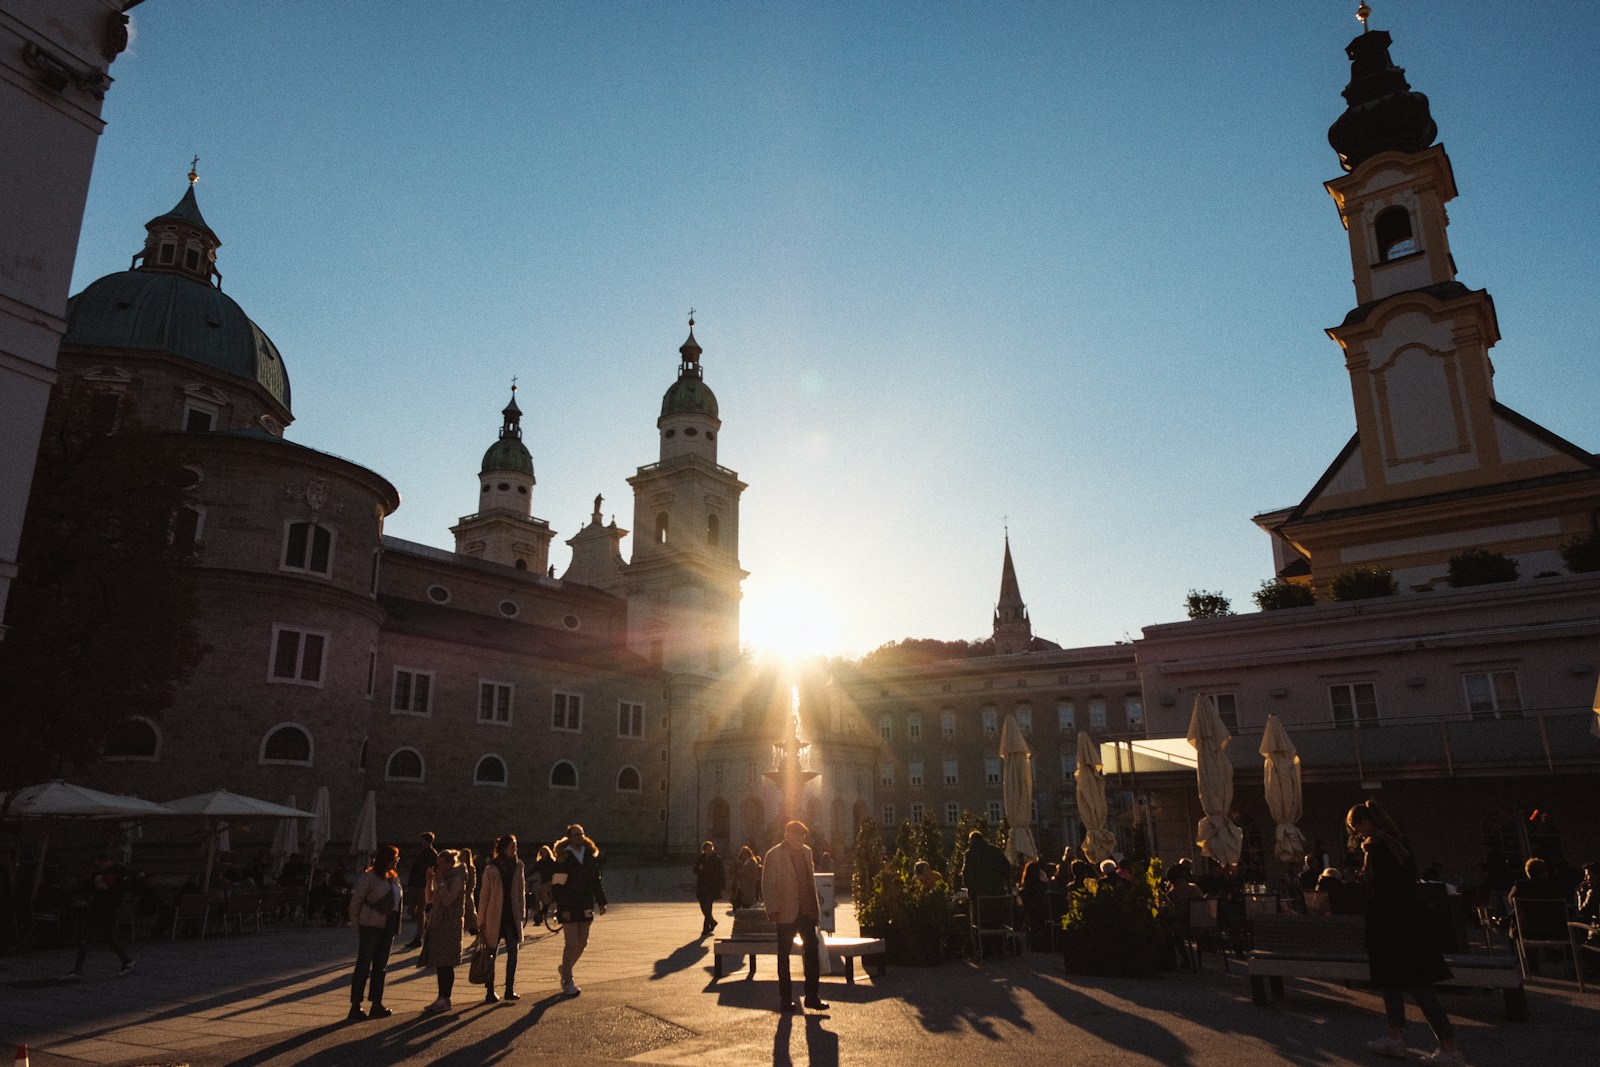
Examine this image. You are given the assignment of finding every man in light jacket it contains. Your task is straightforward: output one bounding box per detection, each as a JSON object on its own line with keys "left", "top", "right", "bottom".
{"left": 763, "top": 820, "right": 827, "bottom": 1013}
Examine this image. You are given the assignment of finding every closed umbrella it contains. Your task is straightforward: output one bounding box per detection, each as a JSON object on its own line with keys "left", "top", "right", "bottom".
{"left": 350, "top": 790, "right": 377, "bottom": 860}
{"left": 308, "top": 786, "right": 332, "bottom": 874}
{"left": 268, "top": 794, "right": 300, "bottom": 878}
{"left": 1187, "top": 695, "right": 1243, "bottom": 868}
{"left": 1259, "top": 714, "right": 1306, "bottom": 863}
{"left": 1000, "top": 714, "right": 1038, "bottom": 865}
{"left": 1074, "top": 731, "right": 1117, "bottom": 865}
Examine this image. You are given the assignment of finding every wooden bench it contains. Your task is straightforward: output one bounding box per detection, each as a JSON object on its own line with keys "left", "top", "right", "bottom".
{"left": 1247, "top": 914, "right": 1527, "bottom": 1020}
{"left": 711, "top": 909, "right": 885, "bottom": 984}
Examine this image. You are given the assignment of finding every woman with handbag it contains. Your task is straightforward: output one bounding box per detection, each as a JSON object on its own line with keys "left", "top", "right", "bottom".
{"left": 474, "top": 834, "right": 527, "bottom": 1003}
{"left": 420, "top": 849, "right": 467, "bottom": 1013}
{"left": 347, "top": 845, "right": 402, "bottom": 1022}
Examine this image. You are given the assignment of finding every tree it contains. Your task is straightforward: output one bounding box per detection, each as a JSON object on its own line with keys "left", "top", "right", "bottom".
{"left": 914, "top": 813, "right": 945, "bottom": 873}
{"left": 1447, "top": 548, "right": 1519, "bottom": 587}
{"left": 1185, "top": 589, "right": 1233, "bottom": 619}
{"left": 850, "top": 816, "right": 884, "bottom": 905}
{"left": 1253, "top": 579, "right": 1315, "bottom": 611}
{"left": 893, "top": 818, "right": 917, "bottom": 860}
{"left": 1560, "top": 531, "right": 1600, "bottom": 573}
{"left": 1329, "top": 566, "right": 1397, "bottom": 601}
{"left": 854, "top": 636, "right": 995, "bottom": 669}
{"left": 0, "top": 409, "right": 204, "bottom": 796}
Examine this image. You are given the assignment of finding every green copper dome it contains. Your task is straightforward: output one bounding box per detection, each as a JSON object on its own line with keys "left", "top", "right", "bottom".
{"left": 480, "top": 392, "right": 534, "bottom": 477}
{"left": 660, "top": 324, "right": 718, "bottom": 418}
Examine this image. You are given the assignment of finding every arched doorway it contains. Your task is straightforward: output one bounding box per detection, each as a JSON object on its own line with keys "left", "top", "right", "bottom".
{"left": 709, "top": 797, "right": 731, "bottom": 855}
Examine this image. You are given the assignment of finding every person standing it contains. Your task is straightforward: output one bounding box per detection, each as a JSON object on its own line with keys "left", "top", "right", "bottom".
{"left": 420, "top": 849, "right": 466, "bottom": 1013}
{"left": 1347, "top": 801, "right": 1464, "bottom": 1066}
{"left": 530, "top": 844, "right": 559, "bottom": 924}
{"left": 346, "top": 845, "right": 402, "bottom": 1021}
{"left": 476, "top": 834, "right": 526, "bottom": 1003}
{"left": 61, "top": 857, "right": 134, "bottom": 979}
{"left": 731, "top": 845, "right": 762, "bottom": 909}
{"left": 403, "top": 831, "right": 438, "bottom": 949}
{"left": 551, "top": 823, "right": 606, "bottom": 997}
{"left": 763, "top": 820, "right": 827, "bottom": 1014}
{"left": 693, "top": 841, "right": 726, "bottom": 937}
{"left": 460, "top": 847, "right": 480, "bottom": 939}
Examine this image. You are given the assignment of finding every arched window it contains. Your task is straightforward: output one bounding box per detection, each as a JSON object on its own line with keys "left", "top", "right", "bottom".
{"left": 655, "top": 511, "right": 669, "bottom": 545}
{"left": 282, "top": 520, "right": 334, "bottom": 575}
{"left": 386, "top": 747, "right": 424, "bottom": 782}
{"left": 550, "top": 760, "right": 578, "bottom": 790}
{"left": 474, "top": 754, "right": 508, "bottom": 787}
{"left": 260, "top": 723, "right": 313, "bottom": 766}
{"left": 706, "top": 513, "right": 720, "bottom": 546}
{"left": 616, "top": 766, "right": 642, "bottom": 793}
{"left": 102, "top": 717, "right": 160, "bottom": 761}
{"left": 1375, "top": 206, "right": 1416, "bottom": 261}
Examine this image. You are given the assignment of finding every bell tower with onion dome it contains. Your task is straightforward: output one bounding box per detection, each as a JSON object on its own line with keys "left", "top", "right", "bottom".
{"left": 623, "top": 317, "right": 747, "bottom": 675}
{"left": 450, "top": 386, "right": 556, "bottom": 573}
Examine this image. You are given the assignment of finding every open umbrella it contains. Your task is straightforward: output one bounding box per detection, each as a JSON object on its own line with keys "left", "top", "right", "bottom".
{"left": 2, "top": 781, "right": 170, "bottom": 904}
{"left": 1074, "top": 731, "right": 1117, "bottom": 865}
{"left": 1187, "top": 695, "right": 1243, "bottom": 868}
{"left": 268, "top": 794, "right": 300, "bottom": 879}
{"left": 1259, "top": 714, "right": 1306, "bottom": 863}
{"left": 1000, "top": 714, "right": 1038, "bottom": 865}
{"left": 161, "top": 789, "right": 314, "bottom": 888}
{"left": 349, "top": 790, "right": 377, "bottom": 861}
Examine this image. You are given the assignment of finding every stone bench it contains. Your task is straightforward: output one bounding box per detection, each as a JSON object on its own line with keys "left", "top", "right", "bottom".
{"left": 711, "top": 933, "right": 887, "bottom": 984}
{"left": 1247, "top": 914, "right": 1527, "bottom": 1020}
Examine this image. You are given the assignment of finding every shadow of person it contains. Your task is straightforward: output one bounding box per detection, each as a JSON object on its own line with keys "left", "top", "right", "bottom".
{"left": 422, "top": 992, "right": 566, "bottom": 1066}
{"left": 803, "top": 1015, "right": 839, "bottom": 1067}
{"left": 772, "top": 1011, "right": 793, "bottom": 1067}
{"left": 651, "top": 937, "right": 709, "bottom": 980}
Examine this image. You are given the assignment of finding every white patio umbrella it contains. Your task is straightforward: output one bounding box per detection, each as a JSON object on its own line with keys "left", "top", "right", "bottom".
{"left": 3, "top": 781, "right": 170, "bottom": 904}
{"left": 1259, "top": 714, "right": 1306, "bottom": 863}
{"left": 1187, "top": 695, "right": 1243, "bottom": 868}
{"left": 161, "top": 789, "right": 314, "bottom": 888}
{"left": 1000, "top": 714, "right": 1038, "bottom": 865}
{"left": 268, "top": 794, "right": 300, "bottom": 878}
{"left": 349, "top": 790, "right": 377, "bottom": 861}
{"left": 1074, "top": 731, "right": 1117, "bottom": 865}
{"left": 307, "top": 786, "right": 332, "bottom": 874}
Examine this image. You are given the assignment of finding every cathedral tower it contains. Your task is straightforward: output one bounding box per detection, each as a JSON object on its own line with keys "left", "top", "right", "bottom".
{"left": 992, "top": 533, "right": 1034, "bottom": 655}
{"left": 451, "top": 388, "right": 555, "bottom": 572}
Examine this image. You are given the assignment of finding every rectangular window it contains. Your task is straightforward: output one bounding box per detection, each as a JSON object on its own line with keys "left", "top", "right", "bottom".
{"left": 619, "top": 700, "right": 645, "bottom": 738}
{"left": 984, "top": 757, "right": 1002, "bottom": 785}
{"left": 479, "top": 681, "right": 513, "bottom": 724}
{"left": 1208, "top": 693, "right": 1240, "bottom": 733}
{"left": 269, "top": 625, "right": 327, "bottom": 686}
{"left": 1463, "top": 671, "right": 1522, "bottom": 721}
{"left": 982, "top": 708, "right": 998, "bottom": 737}
{"left": 1058, "top": 700, "right": 1076, "bottom": 732}
{"left": 907, "top": 713, "right": 922, "bottom": 740}
{"left": 183, "top": 405, "right": 216, "bottom": 432}
{"left": 879, "top": 716, "right": 892, "bottom": 740}
{"left": 1329, "top": 683, "right": 1378, "bottom": 729}
{"left": 713, "top": 763, "right": 723, "bottom": 789}
{"left": 910, "top": 802, "right": 924, "bottom": 824}
{"left": 881, "top": 804, "right": 896, "bottom": 826}
{"left": 1124, "top": 696, "right": 1144, "bottom": 730}
{"left": 1088, "top": 697, "right": 1107, "bottom": 732}
{"left": 880, "top": 761, "right": 895, "bottom": 787}
{"left": 943, "top": 758, "right": 959, "bottom": 786}
{"left": 908, "top": 760, "right": 924, "bottom": 787}
{"left": 392, "top": 668, "right": 433, "bottom": 715}
{"left": 1061, "top": 752, "right": 1073, "bottom": 781}
{"left": 944, "top": 801, "right": 959, "bottom": 826}
{"left": 552, "top": 691, "right": 582, "bottom": 732}
{"left": 987, "top": 800, "right": 1003, "bottom": 824}
{"left": 941, "top": 712, "right": 956, "bottom": 740}
{"left": 282, "top": 521, "right": 333, "bottom": 576}
{"left": 1015, "top": 706, "right": 1033, "bottom": 735}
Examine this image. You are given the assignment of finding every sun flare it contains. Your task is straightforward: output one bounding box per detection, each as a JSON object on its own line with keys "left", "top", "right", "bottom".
{"left": 741, "top": 580, "right": 843, "bottom": 661}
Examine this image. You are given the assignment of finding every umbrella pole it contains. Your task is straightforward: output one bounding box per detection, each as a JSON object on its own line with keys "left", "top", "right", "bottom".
{"left": 29, "top": 825, "right": 52, "bottom": 907}
{"left": 202, "top": 822, "right": 218, "bottom": 889}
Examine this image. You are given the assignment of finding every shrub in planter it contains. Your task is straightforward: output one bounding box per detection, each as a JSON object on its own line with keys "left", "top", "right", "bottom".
{"left": 1059, "top": 864, "right": 1165, "bottom": 978}
{"left": 1447, "top": 548, "right": 1519, "bottom": 587}
{"left": 858, "top": 852, "right": 951, "bottom": 965}
{"left": 1254, "top": 579, "right": 1315, "bottom": 611}
{"left": 1560, "top": 531, "right": 1600, "bottom": 573}
{"left": 1330, "top": 566, "right": 1397, "bottom": 601}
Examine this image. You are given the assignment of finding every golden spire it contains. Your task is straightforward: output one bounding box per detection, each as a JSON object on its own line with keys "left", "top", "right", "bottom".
{"left": 188, "top": 155, "right": 200, "bottom": 186}
{"left": 1357, "top": 3, "right": 1371, "bottom": 31}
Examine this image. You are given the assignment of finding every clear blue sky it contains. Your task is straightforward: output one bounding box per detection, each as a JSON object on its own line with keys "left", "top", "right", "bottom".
{"left": 71, "top": 2, "right": 1600, "bottom": 658}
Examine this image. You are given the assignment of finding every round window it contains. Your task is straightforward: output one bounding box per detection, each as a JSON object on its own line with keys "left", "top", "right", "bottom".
{"left": 427, "top": 585, "right": 450, "bottom": 603}
{"left": 500, "top": 600, "right": 519, "bottom": 618}
{"left": 664, "top": 429, "right": 676, "bottom": 438}
{"left": 685, "top": 427, "right": 698, "bottom": 437}
{"left": 481, "top": 483, "right": 490, "bottom": 493}
{"left": 497, "top": 482, "right": 510, "bottom": 491}
{"left": 563, "top": 615, "right": 580, "bottom": 630}
{"left": 517, "top": 485, "right": 527, "bottom": 494}
{"left": 706, "top": 431, "right": 715, "bottom": 440}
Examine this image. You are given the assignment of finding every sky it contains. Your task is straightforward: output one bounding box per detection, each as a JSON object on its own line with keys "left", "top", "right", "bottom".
{"left": 69, "top": 2, "right": 1600, "bottom": 660}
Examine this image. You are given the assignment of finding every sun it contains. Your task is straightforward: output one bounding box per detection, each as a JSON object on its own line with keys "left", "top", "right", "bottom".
{"left": 741, "top": 580, "right": 843, "bottom": 661}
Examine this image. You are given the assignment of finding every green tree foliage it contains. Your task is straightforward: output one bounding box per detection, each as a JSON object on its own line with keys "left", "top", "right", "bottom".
{"left": 1253, "top": 579, "right": 1315, "bottom": 610}
{"left": 914, "top": 813, "right": 945, "bottom": 873}
{"left": 893, "top": 818, "right": 917, "bottom": 859}
{"left": 1185, "top": 589, "right": 1234, "bottom": 619}
{"left": 850, "top": 816, "right": 884, "bottom": 905}
{"left": 0, "top": 411, "right": 204, "bottom": 795}
{"left": 1329, "top": 566, "right": 1398, "bottom": 601}
{"left": 854, "top": 636, "right": 995, "bottom": 669}
{"left": 1447, "top": 548, "right": 1519, "bottom": 587}
{"left": 1559, "top": 531, "right": 1600, "bottom": 573}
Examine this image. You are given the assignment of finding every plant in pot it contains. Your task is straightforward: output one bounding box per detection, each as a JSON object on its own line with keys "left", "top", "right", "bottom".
{"left": 1059, "top": 859, "right": 1165, "bottom": 978}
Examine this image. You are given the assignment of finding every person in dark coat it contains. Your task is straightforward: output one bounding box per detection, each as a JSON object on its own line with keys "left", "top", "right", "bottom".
{"left": 62, "top": 857, "right": 134, "bottom": 979}
{"left": 1347, "top": 801, "right": 1463, "bottom": 1066}
{"left": 403, "top": 831, "right": 438, "bottom": 948}
{"left": 693, "top": 841, "right": 726, "bottom": 936}
{"left": 551, "top": 824, "right": 607, "bottom": 997}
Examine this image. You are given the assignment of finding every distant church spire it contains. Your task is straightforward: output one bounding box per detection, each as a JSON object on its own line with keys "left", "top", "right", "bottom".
{"left": 992, "top": 532, "right": 1034, "bottom": 656}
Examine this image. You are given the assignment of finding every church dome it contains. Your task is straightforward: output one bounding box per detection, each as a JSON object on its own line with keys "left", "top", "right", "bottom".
{"left": 480, "top": 392, "right": 534, "bottom": 478}
{"left": 659, "top": 323, "right": 718, "bottom": 418}
{"left": 64, "top": 271, "right": 290, "bottom": 409}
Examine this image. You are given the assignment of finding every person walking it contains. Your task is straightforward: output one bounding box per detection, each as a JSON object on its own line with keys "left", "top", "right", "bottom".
{"left": 420, "top": 849, "right": 467, "bottom": 1013}
{"left": 1347, "top": 801, "right": 1464, "bottom": 1066}
{"left": 763, "top": 820, "right": 827, "bottom": 1014}
{"left": 475, "top": 833, "right": 526, "bottom": 1003}
{"left": 693, "top": 841, "right": 726, "bottom": 937}
{"left": 551, "top": 823, "right": 607, "bottom": 997}
{"left": 403, "top": 831, "right": 438, "bottom": 949}
{"left": 346, "top": 845, "right": 402, "bottom": 1021}
{"left": 61, "top": 856, "right": 135, "bottom": 979}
